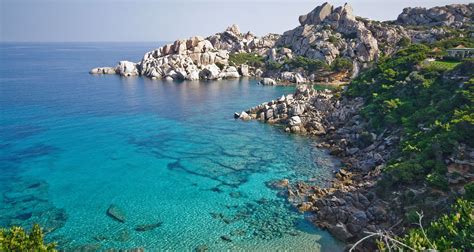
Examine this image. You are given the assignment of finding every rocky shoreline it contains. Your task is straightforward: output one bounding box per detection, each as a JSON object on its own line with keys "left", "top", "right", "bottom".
{"left": 235, "top": 82, "right": 472, "bottom": 249}
{"left": 235, "top": 85, "right": 396, "bottom": 247}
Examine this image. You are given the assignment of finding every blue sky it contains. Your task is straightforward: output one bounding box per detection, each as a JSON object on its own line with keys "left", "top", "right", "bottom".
{"left": 0, "top": 0, "right": 471, "bottom": 42}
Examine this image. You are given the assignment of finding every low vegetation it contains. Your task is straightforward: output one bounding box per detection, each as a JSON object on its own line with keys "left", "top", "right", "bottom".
{"left": 348, "top": 43, "right": 473, "bottom": 190}
{"left": 347, "top": 38, "right": 473, "bottom": 249}
{"left": 228, "top": 53, "right": 265, "bottom": 68}
{"left": 0, "top": 224, "right": 56, "bottom": 251}
{"left": 397, "top": 199, "right": 473, "bottom": 251}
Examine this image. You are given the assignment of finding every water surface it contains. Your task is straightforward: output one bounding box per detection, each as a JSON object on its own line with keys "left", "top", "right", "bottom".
{"left": 0, "top": 43, "right": 342, "bottom": 251}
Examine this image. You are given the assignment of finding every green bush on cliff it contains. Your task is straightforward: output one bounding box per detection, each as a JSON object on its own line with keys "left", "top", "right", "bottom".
{"left": 465, "top": 183, "right": 474, "bottom": 201}
{"left": 331, "top": 57, "right": 353, "bottom": 72}
{"left": 228, "top": 53, "right": 264, "bottom": 67}
{"left": 287, "top": 56, "right": 329, "bottom": 73}
{"left": 399, "top": 199, "right": 474, "bottom": 250}
{"left": 348, "top": 40, "right": 473, "bottom": 188}
{"left": 0, "top": 224, "right": 56, "bottom": 251}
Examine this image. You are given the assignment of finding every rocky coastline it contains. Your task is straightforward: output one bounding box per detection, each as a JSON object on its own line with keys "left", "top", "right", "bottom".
{"left": 235, "top": 80, "right": 473, "bottom": 249}
{"left": 235, "top": 85, "right": 398, "bottom": 248}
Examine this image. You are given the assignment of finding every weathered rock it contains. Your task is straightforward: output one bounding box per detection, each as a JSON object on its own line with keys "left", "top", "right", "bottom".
{"left": 199, "top": 64, "right": 221, "bottom": 80}
{"left": 219, "top": 66, "right": 240, "bottom": 79}
{"left": 299, "top": 2, "right": 334, "bottom": 26}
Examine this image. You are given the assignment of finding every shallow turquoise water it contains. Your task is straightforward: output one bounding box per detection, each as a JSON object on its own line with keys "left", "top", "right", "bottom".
{"left": 0, "top": 43, "right": 342, "bottom": 251}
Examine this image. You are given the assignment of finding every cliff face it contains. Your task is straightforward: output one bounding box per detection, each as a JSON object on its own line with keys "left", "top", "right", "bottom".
{"left": 90, "top": 2, "right": 473, "bottom": 83}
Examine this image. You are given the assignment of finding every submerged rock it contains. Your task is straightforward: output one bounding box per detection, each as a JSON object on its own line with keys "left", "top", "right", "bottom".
{"left": 106, "top": 204, "right": 126, "bottom": 223}
{"left": 220, "top": 235, "right": 232, "bottom": 242}
{"left": 195, "top": 244, "right": 209, "bottom": 252}
{"left": 134, "top": 221, "right": 163, "bottom": 232}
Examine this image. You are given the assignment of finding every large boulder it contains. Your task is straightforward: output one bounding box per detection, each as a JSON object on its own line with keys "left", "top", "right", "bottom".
{"left": 289, "top": 116, "right": 302, "bottom": 126}
{"left": 219, "top": 66, "right": 240, "bottom": 79}
{"left": 199, "top": 64, "right": 221, "bottom": 80}
{"left": 260, "top": 78, "right": 276, "bottom": 85}
{"left": 186, "top": 70, "right": 200, "bottom": 81}
{"left": 117, "top": 61, "right": 139, "bottom": 77}
{"left": 239, "top": 64, "right": 250, "bottom": 77}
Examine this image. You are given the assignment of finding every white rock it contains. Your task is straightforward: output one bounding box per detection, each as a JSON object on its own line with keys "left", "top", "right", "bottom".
{"left": 239, "top": 64, "right": 250, "bottom": 77}
{"left": 260, "top": 78, "right": 276, "bottom": 85}
{"left": 199, "top": 64, "right": 221, "bottom": 80}
{"left": 239, "top": 111, "right": 251, "bottom": 121}
{"left": 289, "top": 116, "right": 302, "bottom": 126}
{"left": 219, "top": 66, "right": 240, "bottom": 79}
{"left": 117, "top": 61, "right": 139, "bottom": 77}
{"left": 90, "top": 67, "right": 116, "bottom": 75}
{"left": 186, "top": 71, "right": 200, "bottom": 81}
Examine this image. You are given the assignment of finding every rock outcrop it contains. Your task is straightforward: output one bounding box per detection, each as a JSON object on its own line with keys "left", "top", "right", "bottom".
{"left": 277, "top": 3, "right": 382, "bottom": 65}
{"left": 91, "top": 24, "right": 279, "bottom": 81}
{"left": 396, "top": 3, "right": 474, "bottom": 28}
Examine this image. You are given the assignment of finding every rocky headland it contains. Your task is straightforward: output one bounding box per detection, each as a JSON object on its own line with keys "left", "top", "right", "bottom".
{"left": 91, "top": 3, "right": 472, "bottom": 85}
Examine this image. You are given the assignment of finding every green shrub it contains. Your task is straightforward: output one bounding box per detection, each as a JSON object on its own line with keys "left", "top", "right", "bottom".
{"left": 397, "top": 37, "right": 411, "bottom": 47}
{"left": 465, "top": 183, "right": 474, "bottom": 201}
{"left": 287, "top": 56, "right": 329, "bottom": 73}
{"left": 228, "top": 53, "right": 264, "bottom": 68}
{"left": 328, "top": 35, "right": 339, "bottom": 44}
{"left": 331, "top": 57, "right": 353, "bottom": 72}
{"left": 266, "top": 61, "right": 283, "bottom": 71}
{"left": 0, "top": 224, "right": 56, "bottom": 251}
{"left": 400, "top": 199, "right": 474, "bottom": 250}
{"left": 426, "top": 172, "right": 449, "bottom": 190}
{"left": 347, "top": 39, "right": 473, "bottom": 188}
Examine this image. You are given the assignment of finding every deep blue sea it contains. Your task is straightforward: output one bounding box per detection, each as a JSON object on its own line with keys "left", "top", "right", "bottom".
{"left": 0, "top": 43, "right": 342, "bottom": 251}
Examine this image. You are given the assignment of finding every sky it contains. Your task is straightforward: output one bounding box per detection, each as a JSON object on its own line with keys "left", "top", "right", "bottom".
{"left": 0, "top": 0, "right": 471, "bottom": 42}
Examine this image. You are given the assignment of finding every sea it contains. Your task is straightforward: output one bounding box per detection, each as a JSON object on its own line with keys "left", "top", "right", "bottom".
{"left": 0, "top": 42, "right": 343, "bottom": 251}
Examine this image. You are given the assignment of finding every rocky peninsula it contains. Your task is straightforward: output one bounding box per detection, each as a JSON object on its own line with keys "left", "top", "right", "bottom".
{"left": 92, "top": 2, "right": 474, "bottom": 250}
{"left": 91, "top": 3, "right": 472, "bottom": 85}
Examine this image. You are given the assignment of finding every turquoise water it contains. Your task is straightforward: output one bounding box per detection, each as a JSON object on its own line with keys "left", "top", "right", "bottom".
{"left": 0, "top": 43, "right": 342, "bottom": 251}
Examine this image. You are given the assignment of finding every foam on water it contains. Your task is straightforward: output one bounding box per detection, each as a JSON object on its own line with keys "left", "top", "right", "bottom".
{"left": 0, "top": 43, "right": 343, "bottom": 251}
